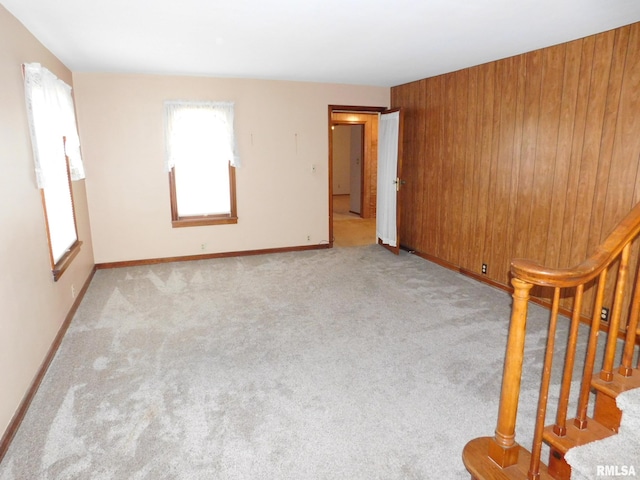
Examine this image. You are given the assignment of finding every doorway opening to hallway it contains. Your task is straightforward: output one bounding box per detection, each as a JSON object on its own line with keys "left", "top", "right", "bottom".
{"left": 329, "top": 106, "right": 384, "bottom": 248}
{"left": 331, "top": 123, "right": 376, "bottom": 247}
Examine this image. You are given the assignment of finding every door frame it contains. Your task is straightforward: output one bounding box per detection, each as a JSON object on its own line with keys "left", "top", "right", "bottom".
{"left": 328, "top": 105, "right": 387, "bottom": 248}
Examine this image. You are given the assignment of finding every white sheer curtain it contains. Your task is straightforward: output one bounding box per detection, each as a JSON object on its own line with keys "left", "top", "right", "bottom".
{"left": 376, "top": 111, "right": 400, "bottom": 247}
{"left": 164, "top": 100, "right": 240, "bottom": 173}
{"left": 23, "top": 63, "right": 85, "bottom": 188}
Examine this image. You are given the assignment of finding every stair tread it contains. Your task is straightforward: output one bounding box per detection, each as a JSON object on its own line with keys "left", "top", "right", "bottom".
{"left": 591, "top": 368, "right": 640, "bottom": 397}
{"left": 542, "top": 418, "right": 616, "bottom": 454}
{"left": 616, "top": 385, "right": 640, "bottom": 416}
{"left": 463, "top": 437, "right": 557, "bottom": 480}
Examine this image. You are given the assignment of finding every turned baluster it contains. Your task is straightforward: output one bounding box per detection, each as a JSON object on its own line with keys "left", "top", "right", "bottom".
{"left": 528, "top": 287, "right": 561, "bottom": 479}
{"left": 553, "top": 284, "right": 583, "bottom": 437}
{"left": 601, "top": 244, "right": 630, "bottom": 381}
{"left": 574, "top": 270, "right": 607, "bottom": 429}
{"left": 619, "top": 260, "right": 640, "bottom": 377}
{"left": 488, "top": 278, "right": 532, "bottom": 467}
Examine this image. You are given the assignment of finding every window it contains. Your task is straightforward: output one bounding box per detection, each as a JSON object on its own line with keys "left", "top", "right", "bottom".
{"left": 23, "top": 63, "right": 85, "bottom": 281}
{"left": 164, "top": 101, "right": 239, "bottom": 227}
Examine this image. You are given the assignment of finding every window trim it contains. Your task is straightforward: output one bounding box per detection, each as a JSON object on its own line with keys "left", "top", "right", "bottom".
{"left": 169, "top": 161, "right": 238, "bottom": 228}
{"left": 40, "top": 149, "right": 82, "bottom": 281}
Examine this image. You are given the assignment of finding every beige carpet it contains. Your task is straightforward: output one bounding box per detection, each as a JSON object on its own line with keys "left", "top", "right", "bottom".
{"left": 0, "top": 245, "right": 588, "bottom": 479}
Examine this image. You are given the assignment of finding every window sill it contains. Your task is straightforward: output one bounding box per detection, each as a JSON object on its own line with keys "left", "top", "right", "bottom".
{"left": 172, "top": 216, "right": 238, "bottom": 228}
{"left": 52, "top": 240, "right": 82, "bottom": 281}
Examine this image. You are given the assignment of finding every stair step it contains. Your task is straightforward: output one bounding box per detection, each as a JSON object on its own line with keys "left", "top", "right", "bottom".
{"left": 591, "top": 368, "right": 640, "bottom": 398}
{"left": 462, "top": 437, "right": 556, "bottom": 480}
{"left": 593, "top": 392, "right": 622, "bottom": 431}
{"left": 591, "top": 368, "right": 640, "bottom": 431}
{"left": 616, "top": 385, "right": 640, "bottom": 421}
{"left": 542, "top": 418, "right": 616, "bottom": 455}
{"left": 542, "top": 419, "right": 618, "bottom": 480}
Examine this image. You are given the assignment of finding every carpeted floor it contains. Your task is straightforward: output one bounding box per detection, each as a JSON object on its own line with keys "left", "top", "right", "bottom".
{"left": 0, "top": 246, "right": 582, "bottom": 479}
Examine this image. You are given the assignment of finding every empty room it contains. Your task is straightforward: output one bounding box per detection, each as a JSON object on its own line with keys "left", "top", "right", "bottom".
{"left": 1, "top": 1, "right": 640, "bottom": 479}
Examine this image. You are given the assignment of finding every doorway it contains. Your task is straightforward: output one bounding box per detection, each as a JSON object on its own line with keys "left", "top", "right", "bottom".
{"left": 328, "top": 105, "right": 386, "bottom": 247}
{"left": 331, "top": 123, "right": 376, "bottom": 247}
{"left": 332, "top": 124, "right": 363, "bottom": 215}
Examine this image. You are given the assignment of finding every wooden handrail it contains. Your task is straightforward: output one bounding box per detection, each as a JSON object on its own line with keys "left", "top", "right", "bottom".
{"left": 464, "top": 201, "right": 640, "bottom": 480}
{"left": 511, "top": 201, "right": 640, "bottom": 288}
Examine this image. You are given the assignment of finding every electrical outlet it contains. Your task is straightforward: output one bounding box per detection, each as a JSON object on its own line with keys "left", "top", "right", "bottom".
{"left": 200, "top": 243, "right": 206, "bottom": 251}
{"left": 600, "top": 307, "right": 610, "bottom": 322}
{"left": 306, "top": 235, "right": 311, "bottom": 242}
{"left": 71, "top": 284, "right": 76, "bottom": 299}
{"left": 481, "top": 264, "right": 487, "bottom": 274}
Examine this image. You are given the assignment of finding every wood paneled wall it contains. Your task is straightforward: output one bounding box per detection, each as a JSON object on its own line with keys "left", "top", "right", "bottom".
{"left": 391, "top": 23, "right": 640, "bottom": 311}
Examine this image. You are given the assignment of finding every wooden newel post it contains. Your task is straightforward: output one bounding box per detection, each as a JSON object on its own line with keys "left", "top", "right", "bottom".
{"left": 489, "top": 277, "right": 533, "bottom": 468}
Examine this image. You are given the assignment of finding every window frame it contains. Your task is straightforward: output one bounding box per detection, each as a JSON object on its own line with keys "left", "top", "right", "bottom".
{"left": 168, "top": 161, "right": 238, "bottom": 228}
{"left": 41, "top": 145, "right": 82, "bottom": 281}
{"left": 23, "top": 62, "right": 86, "bottom": 283}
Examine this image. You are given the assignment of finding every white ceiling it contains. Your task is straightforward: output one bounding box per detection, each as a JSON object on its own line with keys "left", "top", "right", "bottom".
{"left": 4, "top": 0, "right": 640, "bottom": 87}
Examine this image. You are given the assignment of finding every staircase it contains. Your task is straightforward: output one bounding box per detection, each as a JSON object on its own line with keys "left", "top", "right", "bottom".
{"left": 565, "top": 387, "right": 640, "bottom": 479}
{"left": 462, "top": 203, "right": 640, "bottom": 480}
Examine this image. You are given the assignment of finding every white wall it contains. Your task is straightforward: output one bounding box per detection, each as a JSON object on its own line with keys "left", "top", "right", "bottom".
{"left": 349, "top": 125, "right": 364, "bottom": 214}
{"left": 0, "top": 5, "right": 95, "bottom": 440}
{"left": 73, "top": 73, "right": 389, "bottom": 263}
{"left": 0, "top": 4, "right": 388, "bottom": 443}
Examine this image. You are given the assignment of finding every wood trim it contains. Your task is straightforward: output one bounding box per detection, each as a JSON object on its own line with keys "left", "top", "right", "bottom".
{"left": 41, "top": 139, "right": 82, "bottom": 281}
{"left": 403, "top": 245, "right": 632, "bottom": 340}
{"left": 328, "top": 104, "right": 387, "bottom": 245}
{"left": 169, "top": 163, "right": 238, "bottom": 228}
{"left": 228, "top": 164, "right": 237, "bottom": 221}
{"left": 330, "top": 111, "right": 380, "bottom": 219}
{"left": 95, "top": 243, "right": 330, "bottom": 270}
{"left": 328, "top": 105, "right": 387, "bottom": 113}
{"left": 0, "top": 266, "right": 96, "bottom": 464}
{"left": 66, "top": 141, "right": 81, "bottom": 252}
{"left": 328, "top": 107, "right": 334, "bottom": 247}
{"left": 172, "top": 216, "right": 238, "bottom": 228}
{"left": 403, "top": 245, "right": 514, "bottom": 293}
{"left": 39, "top": 188, "right": 55, "bottom": 270}
{"left": 52, "top": 240, "right": 83, "bottom": 281}
{"left": 168, "top": 170, "right": 179, "bottom": 222}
